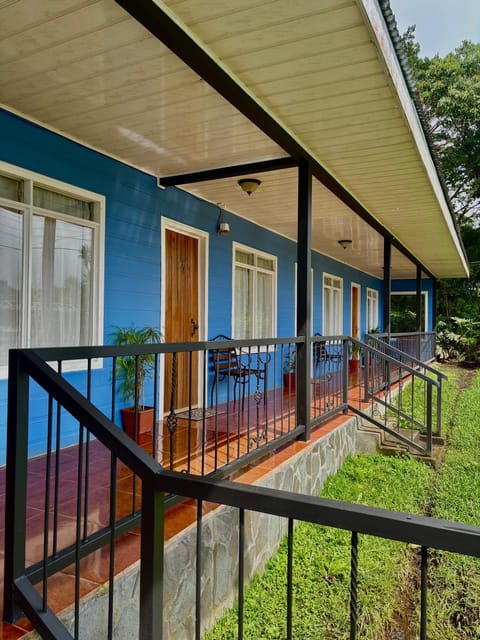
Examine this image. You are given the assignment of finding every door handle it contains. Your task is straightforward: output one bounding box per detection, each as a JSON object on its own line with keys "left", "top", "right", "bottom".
{"left": 191, "top": 318, "right": 199, "bottom": 336}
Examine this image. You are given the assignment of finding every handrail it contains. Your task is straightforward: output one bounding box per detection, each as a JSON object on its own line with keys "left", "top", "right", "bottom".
{"left": 2, "top": 337, "right": 467, "bottom": 640}
{"left": 366, "top": 334, "right": 445, "bottom": 381}
{"left": 339, "top": 337, "right": 440, "bottom": 454}
{"left": 365, "top": 333, "right": 444, "bottom": 437}
{"left": 315, "top": 336, "right": 440, "bottom": 387}
{"left": 155, "top": 469, "right": 480, "bottom": 557}
{"left": 17, "top": 350, "right": 157, "bottom": 480}
{"left": 25, "top": 335, "right": 304, "bottom": 362}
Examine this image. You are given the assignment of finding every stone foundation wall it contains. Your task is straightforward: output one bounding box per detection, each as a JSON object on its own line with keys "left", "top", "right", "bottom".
{"left": 26, "top": 415, "right": 360, "bottom": 639}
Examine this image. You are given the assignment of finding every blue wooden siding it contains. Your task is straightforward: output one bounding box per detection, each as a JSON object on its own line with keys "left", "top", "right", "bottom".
{"left": 2, "top": 108, "right": 431, "bottom": 464}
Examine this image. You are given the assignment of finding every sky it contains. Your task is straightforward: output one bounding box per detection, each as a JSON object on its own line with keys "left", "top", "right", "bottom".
{"left": 389, "top": 0, "right": 480, "bottom": 57}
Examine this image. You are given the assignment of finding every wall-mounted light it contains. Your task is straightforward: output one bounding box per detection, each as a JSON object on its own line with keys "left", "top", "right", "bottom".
{"left": 217, "top": 205, "right": 230, "bottom": 236}
{"left": 338, "top": 239, "right": 352, "bottom": 250}
{"left": 238, "top": 177, "right": 261, "bottom": 196}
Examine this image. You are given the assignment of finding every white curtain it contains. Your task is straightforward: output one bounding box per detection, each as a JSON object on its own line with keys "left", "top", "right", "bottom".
{"left": 0, "top": 207, "right": 22, "bottom": 366}
{"left": 256, "top": 271, "right": 273, "bottom": 338}
{"left": 31, "top": 215, "right": 92, "bottom": 348}
{"left": 234, "top": 267, "right": 252, "bottom": 339}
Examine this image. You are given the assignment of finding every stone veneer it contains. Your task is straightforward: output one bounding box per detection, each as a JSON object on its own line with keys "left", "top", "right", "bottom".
{"left": 25, "top": 414, "right": 361, "bottom": 639}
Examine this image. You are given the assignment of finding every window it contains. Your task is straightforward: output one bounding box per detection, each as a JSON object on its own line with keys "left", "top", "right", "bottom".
{"left": 0, "top": 163, "right": 104, "bottom": 372}
{"left": 323, "top": 274, "right": 343, "bottom": 335}
{"left": 391, "top": 292, "right": 427, "bottom": 332}
{"left": 367, "top": 288, "right": 379, "bottom": 332}
{"left": 233, "top": 244, "right": 276, "bottom": 339}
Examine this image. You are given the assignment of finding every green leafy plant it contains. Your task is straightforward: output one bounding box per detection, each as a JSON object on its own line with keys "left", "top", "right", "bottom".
{"left": 111, "top": 325, "right": 163, "bottom": 410}
{"left": 283, "top": 346, "right": 296, "bottom": 372}
{"left": 350, "top": 341, "right": 361, "bottom": 359}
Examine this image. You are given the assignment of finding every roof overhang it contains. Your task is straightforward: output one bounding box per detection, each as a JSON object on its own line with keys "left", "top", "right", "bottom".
{"left": 0, "top": 0, "right": 469, "bottom": 279}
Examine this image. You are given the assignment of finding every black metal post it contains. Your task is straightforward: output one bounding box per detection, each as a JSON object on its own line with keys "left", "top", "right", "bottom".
{"left": 349, "top": 531, "right": 358, "bottom": 640}
{"left": 4, "top": 350, "right": 30, "bottom": 622}
{"left": 139, "top": 482, "right": 165, "bottom": 640}
{"left": 426, "top": 385, "right": 433, "bottom": 456}
{"left": 383, "top": 237, "right": 392, "bottom": 335}
{"left": 432, "top": 277, "right": 437, "bottom": 332}
{"left": 420, "top": 546, "right": 428, "bottom": 640}
{"left": 343, "top": 339, "right": 349, "bottom": 412}
{"left": 383, "top": 238, "right": 392, "bottom": 389}
{"left": 286, "top": 518, "right": 294, "bottom": 640}
{"left": 416, "top": 265, "right": 422, "bottom": 359}
{"left": 296, "top": 159, "right": 312, "bottom": 441}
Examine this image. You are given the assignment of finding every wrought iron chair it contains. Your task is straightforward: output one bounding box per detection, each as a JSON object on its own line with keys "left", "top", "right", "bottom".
{"left": 209, "top": 335, "right": 269, "bottom": 409}
{"left": 313, "top": 333, "right": 343, "bottom": 368}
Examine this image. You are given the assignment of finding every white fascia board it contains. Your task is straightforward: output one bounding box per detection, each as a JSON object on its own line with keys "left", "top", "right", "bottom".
{"left": 358, "top": 0, "right": 469, "bottom": 277}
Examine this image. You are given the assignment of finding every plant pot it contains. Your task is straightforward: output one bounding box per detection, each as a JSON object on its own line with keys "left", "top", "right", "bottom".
{"left": 348, "top": 359, "right": 360, "bottom": 374}
{"left": 283, "top": 373, "right": 295, "bottom": 391}
{"left": 120, "top": 406, "right": 155, "bottom": 440}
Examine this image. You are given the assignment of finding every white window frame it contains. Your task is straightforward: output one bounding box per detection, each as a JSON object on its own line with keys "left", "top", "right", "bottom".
{"left": 0, "top": 161, "right": 105, "bottom": 377}
{"left": 294, "top": 263, "right": 314, "bottom": 334}
{"left": 232, "top": 242, "right": 277, "bottom": 340}
{"left": 391, "top": 291, "right": 428, "bottom": 332}
{"left": 366, "top": 288, "right": 379, "bottom": 333}
{"left": 350, "top": 282, "right": 361, "bottom": 340}
{"left": 322, "top": 273, "right": 343, "bottom": 335}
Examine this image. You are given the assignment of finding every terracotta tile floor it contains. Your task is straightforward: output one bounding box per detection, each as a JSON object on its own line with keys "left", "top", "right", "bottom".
{"left": 0, "top": 375, "right": 370, "bottom": 638}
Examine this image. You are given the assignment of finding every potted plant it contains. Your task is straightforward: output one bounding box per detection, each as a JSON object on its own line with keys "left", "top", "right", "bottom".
{"left": 112, "top": 325, "right": 163, "bottom": 439}
{"left": 349, "top": 341, "right": 361, "bottom": 375}
{"left": 283, "top": 346, "right": 296, "bottom": 390}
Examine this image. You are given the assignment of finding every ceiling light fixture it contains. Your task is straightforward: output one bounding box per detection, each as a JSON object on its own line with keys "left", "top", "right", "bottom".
{"left": 238, "top": 178, "right": 261, "bottom": 196}
{"left": 338, "top": 239, "right": 352, "bottom": 250}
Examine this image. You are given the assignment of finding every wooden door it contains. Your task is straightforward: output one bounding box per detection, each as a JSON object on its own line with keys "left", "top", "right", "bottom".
{"left": 164, "top": 230, "right": 199, "bottom": 411}
{"left": 351, "top": 286, "right": 360, "bottom": 339}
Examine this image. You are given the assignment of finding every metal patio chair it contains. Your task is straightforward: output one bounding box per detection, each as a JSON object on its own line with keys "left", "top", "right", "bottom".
{"left": 209, "top": 334, "right": 269, "bottom": 409}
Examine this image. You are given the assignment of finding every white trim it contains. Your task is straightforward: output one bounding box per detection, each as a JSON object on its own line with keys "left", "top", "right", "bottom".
{"left": 232, "top": 241, "right": 277, "bottom": 340}
{"left": 358, "top": 1, "right": 468, "bottom": 277}
{"left": 350, "top": 282, "right": 361, "bottom": 339}
{"left": 160, "top": 217, "right": 209, "bottom": 410}
{"left": 366, "top": 287, "right": 379, "bottom": 333}
{"left": 322, "top": 272, "right": 343, "bottom": 335}
{"left": 294, "top": 263, "right": 314, "bottom": 335}
{"left": 0, "top": 160, "right": 105, "bottom": 378}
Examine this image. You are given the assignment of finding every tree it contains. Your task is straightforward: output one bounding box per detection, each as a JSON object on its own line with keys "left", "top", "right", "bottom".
{"left": 402, "top": 29, "right": 480, "bottom": 226}
{"left": 401, "top": 29, "right": 480, "bottom": 325}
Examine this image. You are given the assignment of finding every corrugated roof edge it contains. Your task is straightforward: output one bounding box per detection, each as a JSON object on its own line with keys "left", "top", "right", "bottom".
{"left": 378, "top": 0, "right": 468, "bottom": 268}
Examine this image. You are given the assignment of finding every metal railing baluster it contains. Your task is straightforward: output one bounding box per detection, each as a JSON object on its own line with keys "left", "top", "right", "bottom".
{"left": 195, "top": 500, "right": 203, "bottom": 640}
{"left": 74, "top": 422, "right": 84, "bottom": 639}
{"left": 238, "top": 508, "right": 245, "bottom": 640}
{"left": 286, "top": 518, "right": 294, "bottom": 640}
{"left": 42, "top": 393, "right": 53, "bottom": 612}
{"left": 107, "top": 451, "right": 117, "bottom": 640}
{"left": 420, "top": 546, "right": 428, "bottom": 640}
{"left": 350, "top": 531, "right": 359, "bottom": 640}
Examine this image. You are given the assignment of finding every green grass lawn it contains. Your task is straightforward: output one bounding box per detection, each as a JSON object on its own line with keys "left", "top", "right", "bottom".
{"left": 205, "top": 364, "right": 477, "bottom": 639}
{"left": 206, "top": 454, "right": 433, "bottom": 639}
{"left": 426, "top": 368, "right": 480, "bottom": 639}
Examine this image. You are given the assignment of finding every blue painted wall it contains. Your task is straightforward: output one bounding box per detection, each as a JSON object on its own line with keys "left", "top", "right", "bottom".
{"left": 0, "top": 108, "right": 400, "bottom": 464}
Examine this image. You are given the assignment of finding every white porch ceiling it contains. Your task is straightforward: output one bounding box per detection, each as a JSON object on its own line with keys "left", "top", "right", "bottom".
{"left": 0, "top": 0, "right": 468, "bottom": 279}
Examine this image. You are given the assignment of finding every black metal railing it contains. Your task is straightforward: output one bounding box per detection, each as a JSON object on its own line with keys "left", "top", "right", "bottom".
{"left": 4, "top": 333, "right": 443, "bottom": 638}
{"left": 366, "top": 332, "right": 445, "bottom": 437}
{"left": 372, "top": 331, "right": 436, "bottom": 362}
{"left": 310, "top": 335, "right": 441, "bottom": 454}
{"left": 5, "top": 346, "right": 480, "bottom": 640}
